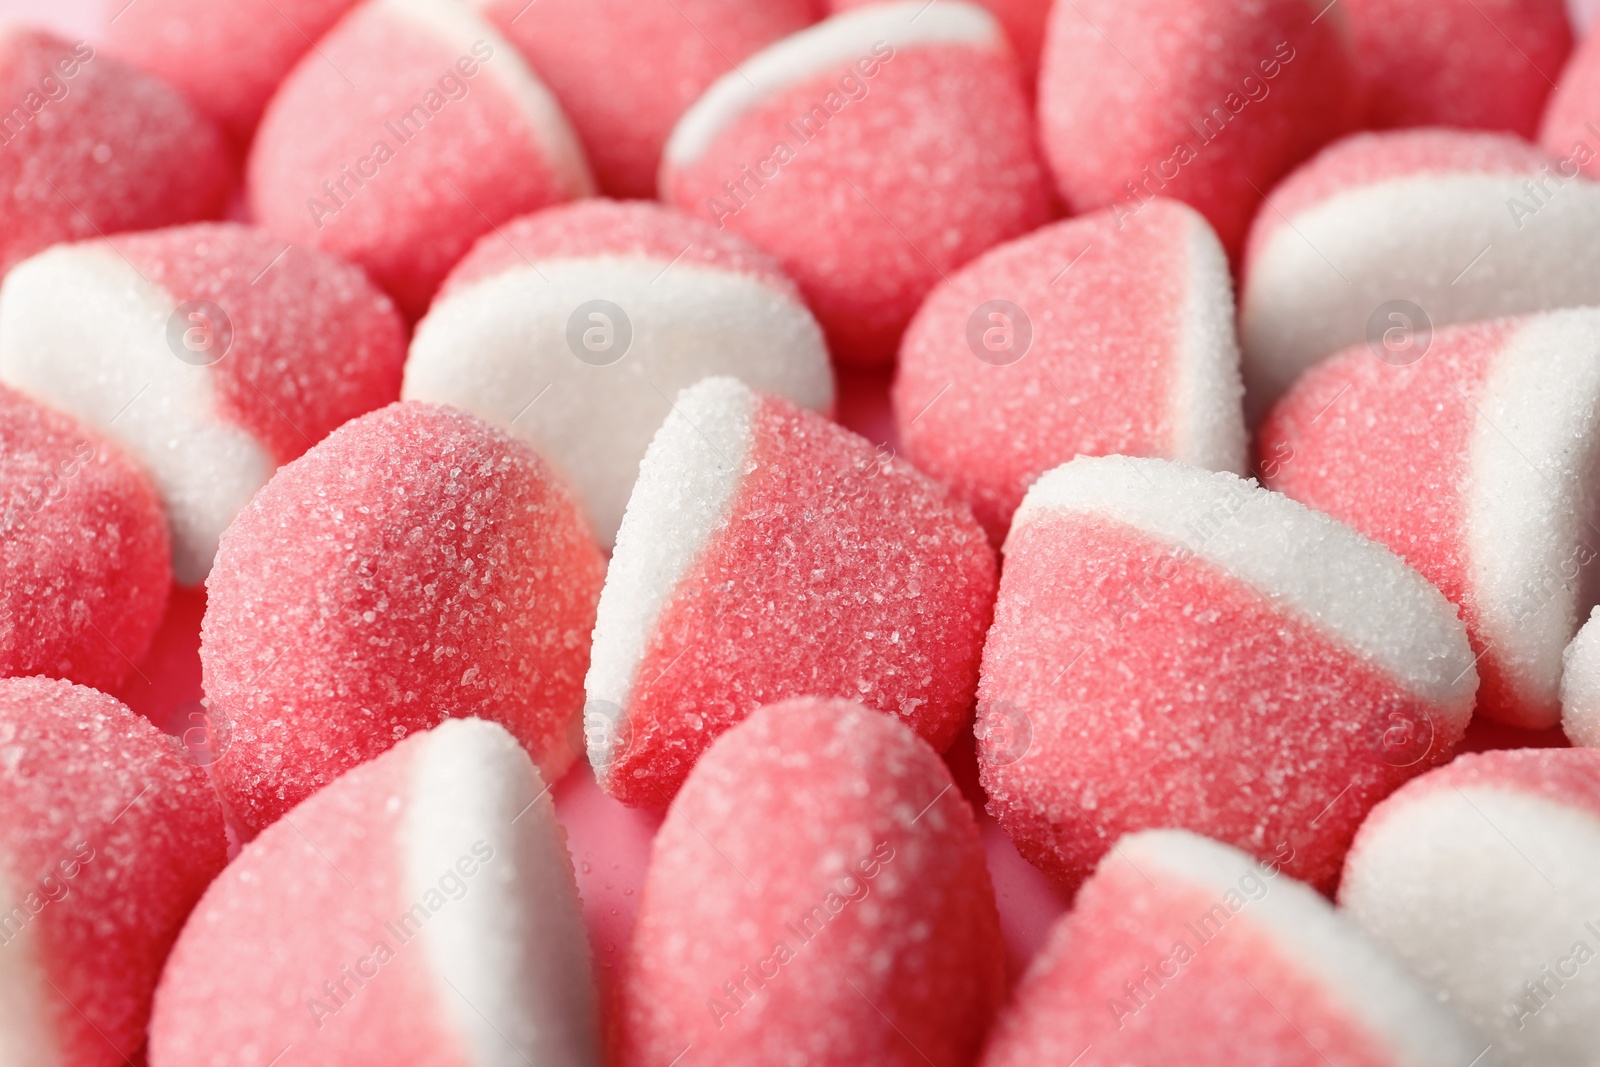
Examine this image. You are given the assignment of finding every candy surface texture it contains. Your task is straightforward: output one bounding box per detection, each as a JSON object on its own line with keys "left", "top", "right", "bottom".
{"left": 202, "top": 401, "right": 604, "bottom": 837}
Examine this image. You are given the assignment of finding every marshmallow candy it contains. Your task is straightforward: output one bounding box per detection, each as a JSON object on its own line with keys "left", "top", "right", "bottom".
{"left": 0, "top": 385, "right": 170, "bottom": 691}
{"left": 1340, "top": 749, "right": 1600, "bottom": 1067}
{"left": 104, "top": 0, "right": 362, "bottom": 143}
{"left": 248, "top": 0, "right": 593, "bottom": 317}
{"left": 403, "top": 199, "right": 834, "bottom": 547}
{"left": 150, "top": 718, "right": 598, "bottom": 1067}
{"left": 0, "top": 27, "right": 230, "bottom": 279}
{"left": 1037, "top": 0, "right": 1356, "bottom": 257}
{"left": 1260, "top": 308, "right": 1600, "bottom": 730}
{"left": 618, "top": 697, "right": 1004, "bottom": 1067}
{"left": 475, "top": 0, "right": 817, "bottom": 197}
{"left": 1239, "top": 129, "right": 1600, "bottom": 419}
{"left": 1345, "top": 0, "right": 1571, "bottom": 136}
{"left": 1543, "top": 25, "right": 1600, "bottom": 180}
{"left": 660, "top": 1, "right": 1051, "bottom": 365}
{"left": 0, "top": 222, "right": 408, "bottom": 585}
{"left": 1564, "top": 607, "right": 1600, "bottom": 745}
{"left": 587, "top": 377, "right": 996, "bottom": 807}
{"left": 828, "top": 0, "right": 1049, "bottom": 84}
{"left": 0, "top": 677, "right": 227, "bottom": 1067}
{"left": 980, "top": 829, "right": 1496, "bottom": 1067}
{"left": 892, "top": 198, "right": 1247, "bottom": 541}
{"left": 202, "top": 402, "right": 604, "bottom": 838}
{"left": 979, "top": 456, "right": 1478, "bottom": 893}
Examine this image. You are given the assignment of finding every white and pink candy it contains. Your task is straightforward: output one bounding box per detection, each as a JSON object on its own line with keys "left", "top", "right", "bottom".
{"left": 201, "top": 402, "right": 605, "bottom": 839}
{"left": 0, "top": 27, "right": 231, "bottom": 278}
{"left": 0, "top": 385, "right": 170, "bottom": 692}
{"left": 1341, "top": 749, "right": 1600, "bottom": 1067}
{"left": 0, "top": 677, "right": 227, "bottom": 1067}
{"left": 893, "top": 198, "right": 1246, "bottom": 541}
{"left": 980, "top": 829, "right": 1495, "bottom": 1067}
{"left": 587, "top": 376, "right": 996, "bottom": 807}
{"left": 1037, "top": 0, "right": 1356, "bottom": 258}
{"left": 661, "top": 1, "right": 1050, "bottom": 365}
{"left": 249, "top": 0, "right": 593, "bottom": 318}
{"left": 150, "top": 717, "right": 597, "bottom": 1067}
{"left": 979, "top": 456, "right": 1478, "bottom": 893}
{"left": 0, "top": 222, "right": 408, "bottom": 585}
{"left": 618, "top": 697, "right": 1004, "bottom": 1067}
{"left": 1240, "top": 129, "right": 1600, "bottom": 419}
{"left": 1260, "top": 307, "right": 1600, "bottom": 730}
{"left": 403, "top": 199, "right": 833, "bottom": 547}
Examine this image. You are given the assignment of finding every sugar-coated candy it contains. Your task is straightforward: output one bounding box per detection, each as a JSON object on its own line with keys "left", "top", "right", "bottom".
{"left": 618, "top": 697, "right": 1004, "bottom": 1067}
{"left": 1544, "top": 24, "right": 1600, "bottom": 179}
{"left": 0, "top": 385, "right": 170, "bottom": 692}
{"left": 979, "top": 456, "right": 1479, "bottom": 893}
{"left": 201, "top": 401, "right": 605, "bottom": 838}
{"left": 248, "top": 0, "right": 593, "bottom": 318}
{"left": 1563, "top": 607, "right": 1600, "bottom": 746}
{"left": 1037, "top": 0, "right": 1355, "bottom": 258}
{"left": 0, "top": 677, "right": 227, "bottom": 1067}
{"left": 476, "top": 0, "right": 817, "bottom": 198}
{"left": 892, "top": 198, "right": 1247, "bottom": 542}
{"left": 660, "top": 1, "right": 1050, "bottom": 365}
{"left": 828, "top": 0, "right": 1049, "bottom": 84}
{"left": 1239, "top": 129, "right": 1600, "bottom": 419}
{"left": 0, "top": 27, "right": 230, "bottom": 279}
{"left": 104, "top": 0, "right": 361, "bottom": 144}
{"left": 1344, "top": 0, "right": 1570, "bottom": 136}
{"left": 980, "top": 829, "right": 1496, "bottom": 1067}
{"left": 0, "top": 222, "right": 408, "bottom": 585}
{"left": 1260, "top": 308, "right": 1600, "bottom": 730}
{"left": 1341, "top": 749, "right": 1600, "bottom": 1067}
{"left": 403, "top": 199, "right": 834, "bottom": 547}
{"left": 587, "top": 377, "right": 996, "bottom": 807}
{"left": 150, "top": 718, "right": 598, "bottom": 1067}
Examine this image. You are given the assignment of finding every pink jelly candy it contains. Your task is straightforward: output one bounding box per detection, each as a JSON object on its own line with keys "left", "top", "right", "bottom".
{"left": 150, "top": 717, "right": 597, "bottom": 1067}
{"left": 0, "top": 27, "right": 231, "bottom": 278}
{"left": 1344, "top": 0, "right": 1570, "bottom": 136}
{"left": 1341, "top": 749, "right": 1600, "bottom": 1066}
{"left": 586, "top": 377, "right": 997, "bottom": 807}
{"left": 1543, "top": 23, "right": 1600, "bottom": 180}
{"left": 0, "top": 385, "right": 170, "bottom": 691}
{"left": 979, "top": 829, "right": 1492, "bottom": 1067}
{"left": 979, "top": 456, "right": 1478, "bottom": 893}
{"left": 403, "top": 198, "right": 834, "bottom": 547}
{"left": 248, "top": 0, "right": 594, "bottom": 317}
{"left": 1037, "top": 0, "right": 1355, "bottom": 258}
{"left": 618, "top": 697, "right": 1005, "bottom": 1067}
{"left": 1260, "top": 307, "right": 1600, "bottom": 730}
{"left": 104, "top": 0, "right": 362, "bottom": 144}
{"left": 201, "top": 401, "right": 605, "bottom": 838}
{"left": 829, "top": 0, "right": 1049, "bottom": 84}
{"left": 660, "top": 1, "right": 1051, "bottom": 365}
{"left": 1238, "top": 129, "right": 1600, "bottom": 420}
{"left": 0, "top": 222, "right": 408, "bottom": 585}
{"left": 478, "top": 0, "right": 817, "bottom": 198}
{"left": 892, "top": 198, "right": 1247, "bottom": 542}
{"left": 0, "top": 676, "right": 227, "bottom": 1067}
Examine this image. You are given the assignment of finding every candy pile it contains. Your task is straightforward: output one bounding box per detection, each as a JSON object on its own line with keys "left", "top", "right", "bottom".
{"left": 4, "top": 0, "right": 1600, "bottom": 1064}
